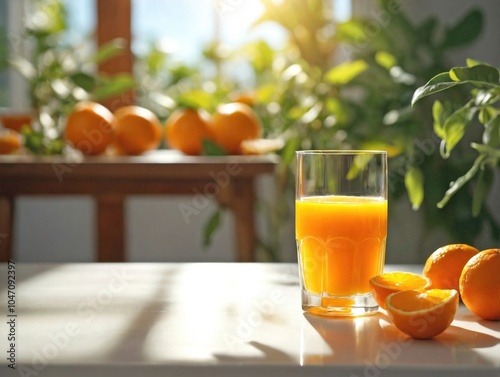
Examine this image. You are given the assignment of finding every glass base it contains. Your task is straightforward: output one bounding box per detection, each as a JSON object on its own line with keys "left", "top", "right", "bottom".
{"left": 302, "top": 289, "right": 379, "bottom": 317}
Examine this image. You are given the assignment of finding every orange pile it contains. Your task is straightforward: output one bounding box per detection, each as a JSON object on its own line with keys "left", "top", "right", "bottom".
{"left": 370, "top": 243, "right": 500, "bottom": 339}
{"left": 164, "top": 102, "right": 273, "bottom": 156}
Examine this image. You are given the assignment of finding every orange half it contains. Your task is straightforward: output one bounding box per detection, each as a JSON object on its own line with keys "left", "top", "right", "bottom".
{"left": 386, "top": 289, "right": 458, "bottom": 339}
{"left": 369, "top": 272, "right": 429, "bottom": 309}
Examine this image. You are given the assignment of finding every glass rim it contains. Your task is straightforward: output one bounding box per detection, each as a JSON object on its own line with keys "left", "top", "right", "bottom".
{"left": 296, "top": 149, "right": 388, "bottom": 156}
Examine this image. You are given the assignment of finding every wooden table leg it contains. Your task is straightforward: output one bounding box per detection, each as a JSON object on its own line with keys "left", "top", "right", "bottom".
{"left": 0, "top": 196, "right": 14, "bottom": 262}
{"left": 228, "top": 179, "right": 256, "bottom": 262}
{"left": 96, "top": 194, "right": 125, "bottom": 262}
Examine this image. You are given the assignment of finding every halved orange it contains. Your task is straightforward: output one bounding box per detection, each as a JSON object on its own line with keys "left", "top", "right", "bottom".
{"left": 369, "top": 272, "right": 429, "bottom": 309}
{"left": 386, "top": 289, "right": 458, "bottom": 339}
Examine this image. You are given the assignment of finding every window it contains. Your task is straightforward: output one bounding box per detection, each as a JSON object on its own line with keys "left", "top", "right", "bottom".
{"left": 1, "top": 0, "right": 352, "bottom": 109}
{"left": 0, "top": 0, "right": 10, "bottom": 107}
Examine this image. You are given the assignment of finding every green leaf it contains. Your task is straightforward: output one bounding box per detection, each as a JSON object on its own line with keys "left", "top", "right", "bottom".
{"left": 472, "top": 166, "right": 493, "bottom": 217}
{"left": 478, "top": 107, "right": 494, "bottom": 125}
{"left": 70, "top": 72, "right": 96, "bottom": 92}
{"left": 177, "top": 90, "right": 215, "bottom": 111}
{"left": 336, "top": 20, "right": 367, "bottom": 45}
{"left": 89, "top": 38, "right": 127, "bottom": 64}
{"left": 432, "top": 100, "right": 446, "bottom": 139}
{"left": 483, "top": 116, "right": 500, "bottom": 147}
{"left": 203, "top": 208, "right": 222, "bottom": 248}
{"left": 346, "top": 154, "right": 373, "bottom": 180}
{"left": 255, "top": 84, "right": 278, "bottom": 103}
{"left": 201, "top": 140, "right": 227, "bottom": 156}
{"left": 324, "top": 98, "right": 349, "bottom": 124}
{"left": 411, "top": 73, "right": 458, "bottom": 106}
{"left": 450, "top": 64, "right": 499, "bottom": 84}
{"left": 437, "top": 154, "right": 486, "bottom": 208}
{"left": 404, "top": 166, "right": 424, "bottom": 210}
{"left": 442, "top": 9, "right": 483, "bottom": 49}
{"left": 466, "top": 58, "right": 489, "bottom": 67}
{"left": 375, "top": 51, "right": 397, "bottom": 70}
{"left": 282, "top": 137, "right": 301, "bottom": 166}
{"left": 471, "top": 142, "right": 500, "bottom": 158}
{"left": 324, "top": 60, "right": 368, "bottom": 85}
{"left": 441, "top": 103, "right": 476, "bottom": 158}
{"left": 92, "top": 74, "right": 136, "bottom": 101}
{"left": 145, "top": 46, "right": 166, "bottom": 75}
{"left": 243, "top": 40, "right": 275, "bottom": 74}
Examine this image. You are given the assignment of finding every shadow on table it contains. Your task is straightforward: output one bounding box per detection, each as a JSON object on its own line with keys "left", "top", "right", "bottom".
{"left": 0, "top": 263, "right": 59, "bottom": 287}
{"left": 302, "top": 311, "right": 499, "bottom": 368}
{"left": 102, "top": 272, "right": 174, "bottom": 363}
{"left": 213, "top": 341, "right": 295, "bottom": 364}
{"left": 301, "top": 312, "right": 385, "bottom": 365}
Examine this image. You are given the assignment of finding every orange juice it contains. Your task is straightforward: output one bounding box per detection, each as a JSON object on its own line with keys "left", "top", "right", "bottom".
{"left": 296, "top": 195, "right": 387, "bottom": 297}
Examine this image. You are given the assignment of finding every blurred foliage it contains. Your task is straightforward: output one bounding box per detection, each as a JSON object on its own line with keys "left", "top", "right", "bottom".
{"left": 244, "top": 0, "right": 496, "bottom": 258}
{"left": 136, "top": 0, "right": 495, "bottom": 260}
{"left": 412, "top": 60, "right": 500, "bottom": 233}
{"left": 8, "top": 0, "right": 135, "bottom": 155}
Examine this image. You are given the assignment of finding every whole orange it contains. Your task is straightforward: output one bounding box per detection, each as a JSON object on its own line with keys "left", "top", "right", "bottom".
{"left": 113, "top": 106, "right": 162, "bottom": 155}
{"left": 423, "top": 244, "right": 479, "bottom": 291}
{"left": 210, "top": 102, "right": 262, "bottom": 155}
{"left": 1, "top": 114, "right": 32, "bottom": 133}
{"left": 459, "top": 249, "right": 500, "bottom": 320}
{"left": 0, "top": 130, "right": 22, "bottom": 154}
{"left": 65, "top": 101, "right": 115, "bottom": 155}
{"left": 165, "top": 108, "right": 214, "bottom": 155}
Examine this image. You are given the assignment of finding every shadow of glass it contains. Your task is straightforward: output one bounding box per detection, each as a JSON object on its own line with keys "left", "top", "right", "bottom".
{"left": 301, "top": 312, "right": 385, "bottom": 365}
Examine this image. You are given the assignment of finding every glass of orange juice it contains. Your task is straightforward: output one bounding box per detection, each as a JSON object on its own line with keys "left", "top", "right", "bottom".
{"left": 296, "top": 150, "right": 388, "bottom": 316}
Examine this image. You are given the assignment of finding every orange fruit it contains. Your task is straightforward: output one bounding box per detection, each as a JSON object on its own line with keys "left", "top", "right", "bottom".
{"left": 459, "top": 249, "right": 500, "bottom": 320}
{"left": 369, "top": 272, "right": 429, "bottom": 309}
{"left": 65, "top": 101, "right": 115, "bottom": 155}
{"left": 0, "top": 130, "right": 22, "bottom": 154}
{"left": 230, "top": 92, "right": 255, "bottom": 107}
{"left": 113, "top": 106, "right": 162, "bottom": 155}
{"left": 386, "top": 289, "right": 459, "bottom": 339}
{"left": 165, "top": 108, "right": 214, "bottom": 155}
{"left": 210, "top": 102, "right": 262, "bottom": 155}
{"left": 240, "top": 138, "right": 284, "bottom": 155}
{"left": 1, "top": 114, "right": 32, "bottom": 133}
{"left": 423, "top": 244, "right": 479, "bottom": 291}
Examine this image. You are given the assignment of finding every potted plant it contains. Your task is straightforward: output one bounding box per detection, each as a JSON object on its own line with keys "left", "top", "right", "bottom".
{"left": 412, "top": 59, "right": 500, "bottom": 234}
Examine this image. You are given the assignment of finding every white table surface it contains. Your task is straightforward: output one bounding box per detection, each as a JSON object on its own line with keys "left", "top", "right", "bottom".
{"left": 0, "top": 263, "right": 499, "bottom": 377}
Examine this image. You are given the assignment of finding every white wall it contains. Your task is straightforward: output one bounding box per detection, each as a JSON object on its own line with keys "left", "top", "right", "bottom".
{"left": 13, "top": 174, "right": 287, "bottom": 263}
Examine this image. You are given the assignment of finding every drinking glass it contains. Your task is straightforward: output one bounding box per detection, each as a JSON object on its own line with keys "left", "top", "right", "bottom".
{"left": 296, "top": 150, "right": 388, "bottom": 316}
